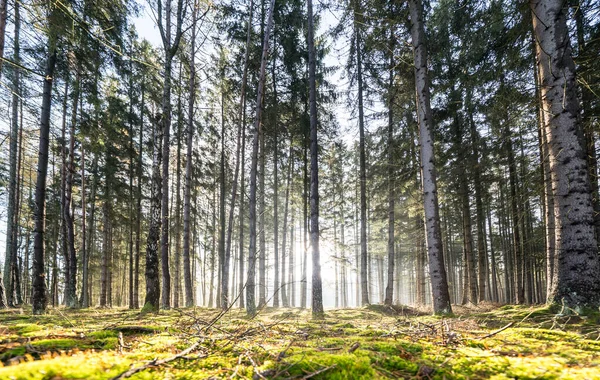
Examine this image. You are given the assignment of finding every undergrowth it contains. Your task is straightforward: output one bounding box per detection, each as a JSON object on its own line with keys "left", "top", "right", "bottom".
{"left": 0, "top": 304, "right": 598, "bottom": 379}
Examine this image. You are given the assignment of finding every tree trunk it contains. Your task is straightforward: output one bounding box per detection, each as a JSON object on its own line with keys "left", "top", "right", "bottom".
{"left": 408, "top": 0, "right": 452, "bottom": 314}
{"left": 182, "top": 6, "right": 196, "bottom": 307}
{"left": 64, "top": 69, "right": 80, "bottom": 308}
{"left": 531, "top": 0, "right": 600, "bottom": 308}
{"left": 247, "top": 0, "right": 275, "bottom": 316}
{"left": 32, "top": 50, "right": 57, "bottom": 314}
{"left": 174, "top": 73, "right": 183, "bottom": 309}
{"left": 144, "top": 113, "right": 164, "bottom": 312}
{"left": 225, "top": 0, "right": 252, "bottom": 310}
{"left": 81, "top": 154, "right": 97, "bottom": 308}
{"left": 281, "top": 143, "right": 292, "bottom": 307}
{"left": 0, "top": 0, "right": 7, "bottom": 79}
{"left": 353, "top": 8, "right": 369, "bottom": 307}
{"left": 272, "top": 64, "right": 280, "bottom": 307}
{"left": 218, "top": 88, "right": 227, "bottom": 309}
{"left": 307, "top": 0, "right": 323, "bottom": 318}
{"left": 3, "top": 1, "right": 20, "bottom": 305}
{"left": 384, "top": 33, "right": 395, "bottom": 306}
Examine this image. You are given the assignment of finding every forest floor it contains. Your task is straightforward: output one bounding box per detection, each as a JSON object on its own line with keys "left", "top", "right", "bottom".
{"left": 0, "top": 303, "right": 599, "bottom": 379}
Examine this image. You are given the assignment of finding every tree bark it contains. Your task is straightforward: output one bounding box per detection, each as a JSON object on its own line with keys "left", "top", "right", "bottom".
{"left": 183, "top": 6, "right": 196, "bottom": 308}
{"left": 144, "top": 113, "right": 164, "bottom": 312}
{"left": 408, "top": 0, "right": 452, "bottom": 315}
{"left": 307, "top": 0, "right": 323, "bottom": 318}
{"left": 281, "top": 143, "right": 292, "bottom": 307}
{"left": 384, "top": 33, "right": 395, "bottom": 306}
{"left": 64, "top": 68, "right": 80, "bottom": 308}
{"left": 531, "top": 0, "right": 600, "bottom": 308}
{"left": 353, "top": 5, "right": 369, "bottom": 307}
{"left": 0, "top": 0, "right": 7, "bottom": 79}
{"left": 32, "top": 50, "right": 57, "bottom": 315}
{"left": 3, "top": 1, "right": 20, "bottom": 305}
{"left": 247, "top": 0, "right": 275, "bottom": 316}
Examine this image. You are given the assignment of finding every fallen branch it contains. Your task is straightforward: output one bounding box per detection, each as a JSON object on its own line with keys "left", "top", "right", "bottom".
{"left": 477, "top": 322, "right": 514, "bottom": 340}
{"left": 110, "top": 340, "right": 203, "bottom": 380}
{"left": 300, "top": 365, "right": 336, "bottom": 380}
{"left": 348, "top": 342, "right": 360, "bottom": 353}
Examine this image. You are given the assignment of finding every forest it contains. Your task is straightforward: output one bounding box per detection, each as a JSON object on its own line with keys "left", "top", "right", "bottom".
{"left": 0, "top": 0, "right": 599, "bottom": 378}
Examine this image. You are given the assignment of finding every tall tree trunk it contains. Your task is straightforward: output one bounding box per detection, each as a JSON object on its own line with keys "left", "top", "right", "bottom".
{"left": 160, "top": 54, "right": 173, "bottom": 309}
{"left": 281, "top": 142, "right": 292, "bottom": 307}
{"left": 0, "top": 0, "right": 7, "bottom": 79}
{"left": 531, "top": 0, "right": 600, "bottom": 308}
{"left": 272, "top": 65, "right": 280, "bottom": 308}
{"left": 3, "top": 1, "right": 20, "bottom": 305}
{"left": 225, "top": 0, "right": 252, "bottom": 310}
{"left": 247, "top": 0, "right": 275, "bottom": 316}
{"left": 307, "top": 0, "right": 323, "bottom": 317}
{"left": 353, "top": 6, "right": 369, "bottom": 307}
{"left": 32, "top": 49, "right": 57, "bottom": 314}
{"left": 467, "top": 91, "right": 487, "bottom": 303}
{"left": 384, "top": 34, "right": 395, "bottom": 306}
{"left": 218, "top": 88, "right": 227, "bottom": 309}
{"left": 79, "top": 146, "right": 87, "bottom": 307}
{"left": 258, "top": 112, "right": 266, "bottom": 308}
{"left": 144, "top": 113, "right": 164, "bottom": 312}
{"left": 289, "top": 209, "right": 295, "bottom": 306}
{"left": 301, "top": 137, "right": 308, "bottom": 309}
{"left": 156, "top": 0, "right": 185, "bottom": 310}
{"left": 408, "top": 0, "right": 452, "bottom": 314}
{"left": 64, "top": 69, "right": 80, "bottom": 308}
{"left": 183, "top": 15, "right": 196, "bottom": 307}
{"left": 81, "top": 154, "right": 97, "bottom": 307}
{"left": 174, "top": 72, "right": 183, "bottom": 309}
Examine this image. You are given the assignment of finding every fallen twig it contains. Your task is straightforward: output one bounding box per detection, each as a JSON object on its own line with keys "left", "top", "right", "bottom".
{"left": 110, "top": 340, "right": 203, "bottom": 380}
{"left": 299, "top": 364, "right": 336, "bottom": 380}
{"left": 477, "top": 322, "right": 514, "bottom": 340}
{"left": 348, "top": 342, "right": 360, "bottom": 353}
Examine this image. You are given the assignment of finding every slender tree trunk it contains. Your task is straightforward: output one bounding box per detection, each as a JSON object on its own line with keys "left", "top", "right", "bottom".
{"left": 258, "top": 117, "right": 267, "bottom": 308}
{"left": 247, "top": 0, "right": 275, "bottom": 316}
{"left": 225, "top": 0, "right": 252, "bottom": 310}
{"left": 408, "top": 0, "right": 452, "bottom": 314}
{"left": 0, "top": 0, "right": 7, "bottom": 79}
{"left": 307, "top": 0, "right": 323, "bottom": 317}
{"left": 157, "top": 0, "right": 186, "bottom": 310}
{"left": 289, "top": 209, "right": 295, "bottom": 306}
{"left": 64, "top": 69, "right": 80, "bottom": 308}
{"left": 144, "top": 113, "right": 164, "bottom": 312}
{"left": 301, "top": 140, "right": 308, "bottom": 309}
{"left": 218, "top": 89, "right": 227, "bottom": 309}
{"left": 531, "top": 0, "right": 600, "bottom": 308}
{"left": 3, "top": 2, "right": 20, "bottom": 305}
{"left": 384, "top": 34, "right": 395, "bottom": 306}
{"left": 353, "top": 8, "right": 369, "bottom": 307}
{"left": 32, "top": 49, "right": 57, "bottom": 315}
{"left": 174, "top": 75, "right": 183, "bottom": 309}
{"left": 272, "top": 65, "right": 280, "bottom": 307}
{"left": 281, "top": 143, "right": 292, "bottom": 307}
{"left": 182, "top": 5, "right": 196, "bottom": 307}
{"left": 81, "top": 154, "right": 97, "bottom": 307}
{"left": 160, "top": 55, "right": 173, "bottom": 309}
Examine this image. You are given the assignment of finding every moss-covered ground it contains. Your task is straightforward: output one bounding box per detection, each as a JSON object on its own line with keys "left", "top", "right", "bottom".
{"left": 0, "top": 304, "right": 599, "bottom": 379}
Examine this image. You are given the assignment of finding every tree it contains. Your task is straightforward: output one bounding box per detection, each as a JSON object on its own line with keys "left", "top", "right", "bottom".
{"left": 407, "top": 0, "right": 452, "bottom": 315}
{"left": 247, "top": 0, "right": 275, "bottom": 317}
{"left": 531, "top": 0, "right": 600, "bottom": 309}
{"left": 307, "top": 0, "right": 323, "bottom": 318}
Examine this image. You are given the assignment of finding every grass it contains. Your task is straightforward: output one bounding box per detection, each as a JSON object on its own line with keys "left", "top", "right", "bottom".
{"left": 0, "top": 304, "right": 599, "bottom": 379}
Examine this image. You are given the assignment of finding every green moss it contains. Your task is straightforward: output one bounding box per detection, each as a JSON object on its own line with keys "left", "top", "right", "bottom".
{"left": 1, "top": 305, "right": 600, "bottom": 379}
